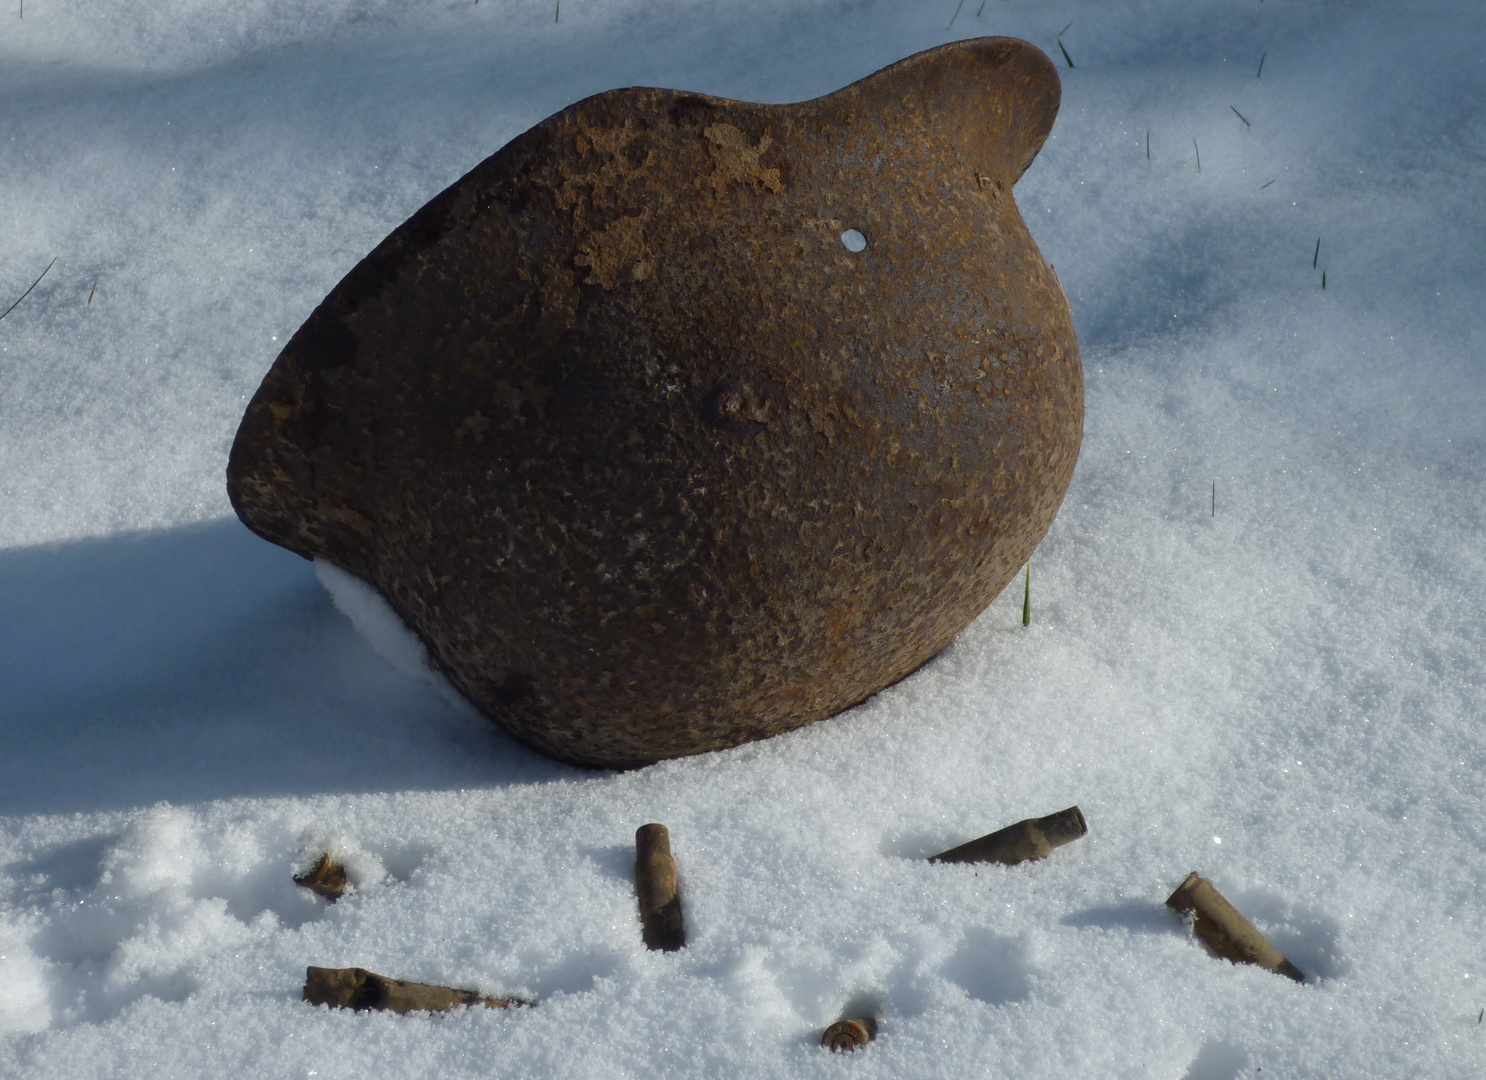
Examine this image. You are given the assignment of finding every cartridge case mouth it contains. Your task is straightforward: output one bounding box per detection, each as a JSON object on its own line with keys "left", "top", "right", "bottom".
{"left": 293, "top": 853, "right": 349, "bottom": 901}
{"left": 1038, "top": 805, "right": 1087, "bottom": 845}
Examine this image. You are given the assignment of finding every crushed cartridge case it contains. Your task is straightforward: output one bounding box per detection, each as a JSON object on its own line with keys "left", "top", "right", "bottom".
{"left": 1165, "top": 872, "right": 1304, "bottom": 982}
{"left": 822, "top": 1017, "right": 878, "bottom": 1052}
{"left": 302, "top": 966, "right": 530, "bottom": 1013}
{"left": 293, "top": 854, "right": 349, "bottom": 901}
{"left": 635, "top": 823, "right": 686, "bottom": 951}
{"left": 929, "top": 805, "right": 1087, "bottom": 866}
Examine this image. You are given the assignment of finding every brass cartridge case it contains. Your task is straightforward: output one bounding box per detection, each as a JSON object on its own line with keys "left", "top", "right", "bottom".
{"left": 293, "top": 854, "right": 348, "bottom": 901}
{"left": 302, "top": 966, "right": 530, "bottom": 1012}
{"left": 635, "top": 823, "right": 686, "bottom": 951}
{"left": 822, "top": 1017, "right": 878, "bottom": 1052}
{"left": 929, "top": 805, "right": 1087, "bottom": 866}
{"left": 1165, "top": 872, "right": 1304, "bottom": 982}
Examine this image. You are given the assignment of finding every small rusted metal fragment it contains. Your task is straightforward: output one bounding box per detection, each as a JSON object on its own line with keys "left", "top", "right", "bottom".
{"left": 822, "top": 1017, "right": 878, "bottom": 1052}
{"left": 302, "top": 966, "right": 531, "bottom": 1012}
{"left": 635, "top": 823, "right": 685, "bottom": 951}
{"left": 293, "top": 853, "right": 349, "bottom": 901}
{"left": 929, "top": 805, "right": 1087, "bottom": 866}
{"left": 228, "top": 37, "right": 1084, "bottom": 769}
{"left": 1165, "top": 872, "right": 1305, "bottom": 982}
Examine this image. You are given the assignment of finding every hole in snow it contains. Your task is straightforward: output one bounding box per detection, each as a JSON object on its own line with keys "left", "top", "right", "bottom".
{"left": 942, "top": 928, "right": 1033, "bottom": 1005}
{"left": 840, "top": 229, "right": 867, "bottom": 252}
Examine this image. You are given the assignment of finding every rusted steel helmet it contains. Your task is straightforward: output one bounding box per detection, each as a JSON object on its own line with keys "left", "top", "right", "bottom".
{"left": 228, "top": 36, "right": 1083, "bottom": 768}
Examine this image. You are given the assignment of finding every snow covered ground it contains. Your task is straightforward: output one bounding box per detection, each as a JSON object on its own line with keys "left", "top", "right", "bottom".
{"left": 3, "top": 0, "right": 1485, "bottom": 1075}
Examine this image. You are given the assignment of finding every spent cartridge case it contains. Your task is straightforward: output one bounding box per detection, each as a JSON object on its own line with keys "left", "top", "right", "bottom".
{"left": 635, "top": 823, "right": 686, "bottom": 951}
{"left": 303, "top": 966, "right": 530, "bottom": 1012}
{"left": 293, "top": 853, "right": 348, "bottom": 901}
{"left": 1165, "top": 872, "right": 1304, "bottom": 982}
{"left": 821, "top": 1017, "right": 878, "bottom": 1052}
{"left": 929, "top": 805, "right": 1087, "bottom": 866}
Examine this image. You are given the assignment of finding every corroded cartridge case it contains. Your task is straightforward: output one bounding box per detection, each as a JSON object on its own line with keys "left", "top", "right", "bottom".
{"left": 302, "top": 966, "right": 530, "bottom": 1012}
{"left": 1165, "top": 872, "right": 1304, "bottom": 982}
{"left": 293, "top": 854, "right": 348, "bottom": 901}
{"left": 822, "top": 1017, "right": 878, "bottom": 1052}
{"left": 635, "top": 823, "right": 686, "bottom": 951}
{"left": 929, "top": 805, "right": 1087, "bottom": 865}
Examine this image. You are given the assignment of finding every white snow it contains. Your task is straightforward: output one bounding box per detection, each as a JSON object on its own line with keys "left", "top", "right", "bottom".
{"left": 2, "top": 0, "right": 1485, "bottom": 1076}
{"left": 315, "top": 560, "right": 430, "bottom": 683}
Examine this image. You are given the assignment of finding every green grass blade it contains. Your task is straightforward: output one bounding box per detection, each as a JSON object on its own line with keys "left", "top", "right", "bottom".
{"left": 1021, "top": 564, "right": 1031, "bottom": 627}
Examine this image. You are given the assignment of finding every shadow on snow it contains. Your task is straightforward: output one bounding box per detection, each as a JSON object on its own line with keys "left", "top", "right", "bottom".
{"left": 0, "top": 517, "right": 574, "bottom": 815}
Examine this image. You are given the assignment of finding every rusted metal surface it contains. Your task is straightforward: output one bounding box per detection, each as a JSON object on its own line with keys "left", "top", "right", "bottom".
{"left": 635, "top": 823, "right": 686, "bottom": 951}
{"left": 293, "top": 853, "right": 349, "bottom": 901}
{"left": 1166, "top": 873, "right": 1305, "bottom": 982}
{"left": 228, "top": 36, "right": 1084, "bottom": 768}
{"left": 302, "top": 966, "right": 531, "bottom": 1012}
{"left": 929, "top": 805, "right": 1086, "bottom": 866}
{"left": 821, "top": 1017, "right": 878, "bottom": 1052}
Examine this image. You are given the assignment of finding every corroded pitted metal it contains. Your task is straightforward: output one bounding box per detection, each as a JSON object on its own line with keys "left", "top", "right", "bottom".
{"left": 227, "top": 37, "right": 1084, "bottom": 768}
{"left": 635, "top": 823, "right": 686, "bottom": 951}
{"left": 293, "top": 853, "right": 349, "bottom": 901}
{"left": 302, "top": 966, "right": 531, "bottom": 1012}
{"left": 1166, "top": 873, "right": 1306, "bottom": 982}
{"left": 929, "top": 805, "right": 1087, "bottom": 866}
{"left": 822, "top": 1017, "right": 878, "bottom": 1052}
